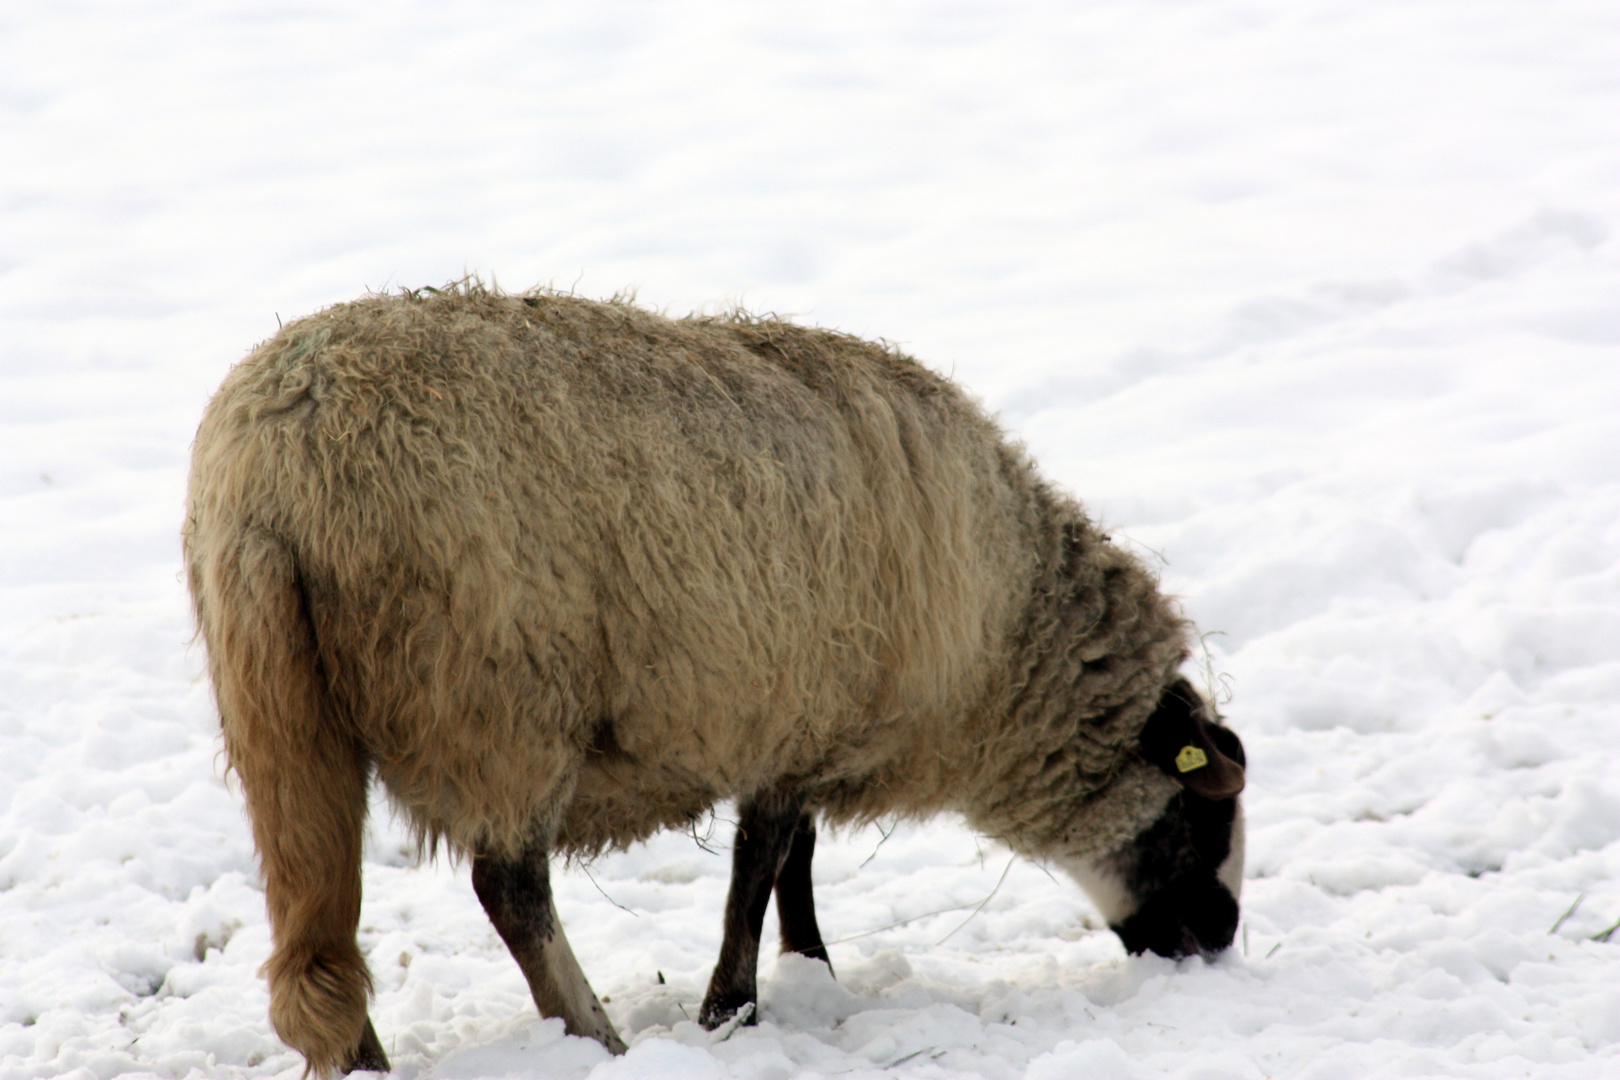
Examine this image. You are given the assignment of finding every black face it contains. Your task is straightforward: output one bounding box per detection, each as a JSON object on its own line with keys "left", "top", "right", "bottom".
{"left": 1109, "top": 776, "right": 1243, "bottom": 959}
{"left": 1111, "top": 721, "right": 1246, "bottom": 959}
{"left": 1065, "top": 679, "right": 1247, "bottom": 960}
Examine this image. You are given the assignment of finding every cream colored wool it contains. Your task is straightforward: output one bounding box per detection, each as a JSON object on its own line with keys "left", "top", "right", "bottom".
{"left": 185, "top": 283, "right": 1191, "bottom": 1074}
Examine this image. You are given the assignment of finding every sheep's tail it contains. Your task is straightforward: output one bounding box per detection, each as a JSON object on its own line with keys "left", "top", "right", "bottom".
{"left": 193, "top": 526, "right": 373, "bottom": 1078}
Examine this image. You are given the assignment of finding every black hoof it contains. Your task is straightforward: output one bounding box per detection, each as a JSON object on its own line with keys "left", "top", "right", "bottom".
{"left": 697, "top": 993, "right": 758, "bottom": 1031}
{"left": 343, "top": 1017, "right": 391, "bottom": 1074}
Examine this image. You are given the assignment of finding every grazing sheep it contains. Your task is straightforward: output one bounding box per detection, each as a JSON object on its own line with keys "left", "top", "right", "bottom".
{"left": 184, "top": 283, "right": 1246, "bottom": 1077}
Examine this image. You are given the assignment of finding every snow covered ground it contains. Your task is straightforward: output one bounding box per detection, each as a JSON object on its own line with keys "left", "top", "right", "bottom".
{"left": 2, "top": 1, "right": 1617, "bottom": 1077}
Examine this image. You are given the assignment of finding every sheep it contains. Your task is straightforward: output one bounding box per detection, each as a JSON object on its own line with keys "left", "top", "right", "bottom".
{"left": 183, "top": 282, "right": 1246, "bottom": 1077}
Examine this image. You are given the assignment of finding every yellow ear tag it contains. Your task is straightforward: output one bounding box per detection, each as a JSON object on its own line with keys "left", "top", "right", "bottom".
{"left": 1175, "top": 745, "right": 1209, "bottom": 773}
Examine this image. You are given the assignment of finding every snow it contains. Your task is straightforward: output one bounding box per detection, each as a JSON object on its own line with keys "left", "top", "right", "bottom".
{"left": 2, "top": 1, "right": 1616, "bottom": 1077}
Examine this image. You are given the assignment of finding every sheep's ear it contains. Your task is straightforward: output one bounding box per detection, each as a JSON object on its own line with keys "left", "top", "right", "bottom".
{"left": 1139, "top": 680, "right": 1246, "bottom": 800}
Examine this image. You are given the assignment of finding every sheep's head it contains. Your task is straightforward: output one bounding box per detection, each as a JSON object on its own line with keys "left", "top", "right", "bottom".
{"left": 1062, "top": 678, "right": 1246, "bottom": 960}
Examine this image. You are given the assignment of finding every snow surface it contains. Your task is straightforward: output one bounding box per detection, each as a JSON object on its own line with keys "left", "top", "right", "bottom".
{"left": 3, "top": 1, "right": 1618, "bottom": 1078}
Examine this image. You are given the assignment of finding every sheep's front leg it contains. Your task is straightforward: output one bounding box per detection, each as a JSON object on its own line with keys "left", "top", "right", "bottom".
{"left": 699, "top": 791, "right": 807, "bottom": 1029}
{"left": 773, "top": 812, "right": 832, "bottom": 973}
{"left": 471, "top": 839, "right": 627, "bottom": 1053}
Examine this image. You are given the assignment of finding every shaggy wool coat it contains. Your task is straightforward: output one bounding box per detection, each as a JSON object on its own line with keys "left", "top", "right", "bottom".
{"left": 186, "top": 285, "right": 1188, "bottom": 894}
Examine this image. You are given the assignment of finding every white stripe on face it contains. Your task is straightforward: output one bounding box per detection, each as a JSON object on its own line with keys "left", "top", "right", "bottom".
{"left": 1217, "top": 799, "right": 1245, "bottom": 901}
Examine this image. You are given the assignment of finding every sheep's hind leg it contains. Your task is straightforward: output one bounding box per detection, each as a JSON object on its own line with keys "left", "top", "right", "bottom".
{"left": 471, "top": 837, "right": 627, "bottom": 1053}
{"left": 206, "top": 531, "right": 385, "bottom": 1078}
{"left": 699, "top": 791, "right": 804, "bottom": 1029}
{"left": 773, "top": 812, "right": 832, "bottom": 974}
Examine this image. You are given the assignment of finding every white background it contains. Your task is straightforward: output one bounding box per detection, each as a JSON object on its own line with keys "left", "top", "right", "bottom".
{"left": 2, "top": 2, "right": 1617, "bottom": 1077}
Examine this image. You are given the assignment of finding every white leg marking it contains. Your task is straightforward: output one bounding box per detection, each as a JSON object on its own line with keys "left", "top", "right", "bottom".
{"left": 542, "top": 923, "right": 628, "bottom": 1053}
